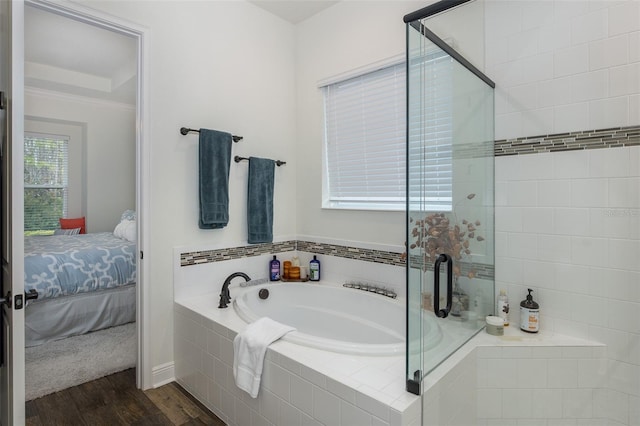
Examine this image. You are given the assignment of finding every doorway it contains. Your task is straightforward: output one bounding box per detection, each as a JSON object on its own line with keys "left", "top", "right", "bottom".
{"left": 22, "top": 0, "right": 149, "bottom": 397}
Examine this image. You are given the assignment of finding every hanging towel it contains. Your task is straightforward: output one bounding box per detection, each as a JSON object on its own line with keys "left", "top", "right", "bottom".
{"left": 247, "top": 157, "right": 275, "bottom": 243}
{"left": 199, "top": 129, "right": 233, "bottom": 229}
{"left": 233, "top": 317, "right": 295, "bottom": 398}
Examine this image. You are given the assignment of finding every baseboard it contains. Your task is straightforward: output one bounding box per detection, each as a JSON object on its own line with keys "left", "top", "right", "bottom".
{"left": 152, "top": 361, "right": 175, "bottom": 388}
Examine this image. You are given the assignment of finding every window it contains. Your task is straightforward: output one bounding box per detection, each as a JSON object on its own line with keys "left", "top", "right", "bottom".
{"left": 24, "top": 133, "right": 69, "bottom": 235}
{"left": 322, "top": 54, "right": 454, "bottom": 212}
{"left": 407, "top": 51, "right": 454, "bottom": 212}
{"left": 322, "top": 62, "right": 406, "bottom": 211}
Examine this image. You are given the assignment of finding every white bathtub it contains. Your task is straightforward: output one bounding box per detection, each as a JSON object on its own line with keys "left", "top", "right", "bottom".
{"left": 233, "top": 282, "right": 443, "bottom": 356}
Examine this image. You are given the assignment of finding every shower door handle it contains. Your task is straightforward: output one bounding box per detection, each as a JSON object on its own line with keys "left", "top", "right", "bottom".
{"left": 433, "top": 253, "right": 453, "bottom": 318}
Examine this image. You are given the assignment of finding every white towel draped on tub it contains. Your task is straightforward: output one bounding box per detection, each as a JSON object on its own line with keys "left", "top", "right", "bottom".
{"left": 233, "top": 317, "right": 295, "bottom": 398}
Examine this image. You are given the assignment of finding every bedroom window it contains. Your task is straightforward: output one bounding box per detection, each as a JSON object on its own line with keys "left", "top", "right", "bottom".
{"left": 24, "top": 133, "right": 69, "bottom": 235}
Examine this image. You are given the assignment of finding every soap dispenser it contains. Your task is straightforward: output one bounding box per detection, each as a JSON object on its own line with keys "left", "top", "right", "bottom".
{"left": 519, "top": 288, "right": 539, "bottom": 333}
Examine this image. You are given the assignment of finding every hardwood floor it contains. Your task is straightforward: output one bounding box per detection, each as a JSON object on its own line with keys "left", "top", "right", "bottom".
{"left": 26, "top": 369, "right": 226, "bottom": 425}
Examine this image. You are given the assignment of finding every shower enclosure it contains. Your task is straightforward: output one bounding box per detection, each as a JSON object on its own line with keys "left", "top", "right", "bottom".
{"left": 404, "top": 1, "right": 495, "bottom": 396}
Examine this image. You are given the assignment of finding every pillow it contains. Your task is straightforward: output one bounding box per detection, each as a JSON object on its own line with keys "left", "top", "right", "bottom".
{"left": 59, "top": 217, "right": 86, "bottom": 234}
{"left": 120, "top": 210, "right": 136, "bottom": 221}
{"left": 113, "top": 219, "right": 136, "bottom": 242}
{"left": 53, "top": 227, "right": 81, "bottom": 236}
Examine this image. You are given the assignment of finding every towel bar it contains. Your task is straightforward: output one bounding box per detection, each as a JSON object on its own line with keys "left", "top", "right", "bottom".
{"left": 180, "top": 127, "right": 243, "bottom": 142}
{"left": 234, "top": 155, "right": 285, "bottom": 167}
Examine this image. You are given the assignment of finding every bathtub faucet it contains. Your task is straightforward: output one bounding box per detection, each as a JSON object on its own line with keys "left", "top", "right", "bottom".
{"left": 219, "top": 272, "right": 251, "bottom": 308}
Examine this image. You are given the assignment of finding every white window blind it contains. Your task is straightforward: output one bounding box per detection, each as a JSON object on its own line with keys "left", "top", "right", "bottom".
{"left": 323, "top": 62, "right": 406, "bottom": 210}
{"left": 323, "top": 53, "right": 453, "bottom": 212}
{"left": 24, "top": 133, "right": 69, "bottom": 233}
{"left": 407, "top": 51, "right": 453, "bottom": 212}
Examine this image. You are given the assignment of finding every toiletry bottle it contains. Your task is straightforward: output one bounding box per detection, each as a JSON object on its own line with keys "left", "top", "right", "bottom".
{"left": 309, "top": 255, "right": 320, "bottom": 281}
{"left": 269, "top": 255, "right": 281, "bottom": 281}
{"left": 497, "top": 289, "right": 509, "bottom": 326}
{"left": 472, "top": 288, "right": 483, "bottom": 318}
{"left": 519, "top": 288, "right": 539, "bottom": 333}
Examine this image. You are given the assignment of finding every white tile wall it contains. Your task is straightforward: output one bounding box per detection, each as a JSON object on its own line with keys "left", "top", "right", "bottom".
{"left": 495, "top": 145, "right": 639, "bottom": 425}
{"left": 476, "top": 344, "right": 606, "bottom": 424}
{"left": 488, "top": 0, "right": 640, "bottom": 140}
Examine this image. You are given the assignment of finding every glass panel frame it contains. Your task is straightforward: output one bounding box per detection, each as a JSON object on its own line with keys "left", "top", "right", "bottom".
{"left": 405, "top": 18, "right": 495, "bottom": 396}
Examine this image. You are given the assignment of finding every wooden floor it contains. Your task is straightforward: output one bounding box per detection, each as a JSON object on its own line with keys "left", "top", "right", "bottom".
{"left": 26, "top": 369, "right": 226, "bottom": 425}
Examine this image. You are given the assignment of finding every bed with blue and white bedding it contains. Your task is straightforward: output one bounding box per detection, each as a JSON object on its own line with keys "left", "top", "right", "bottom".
{"left": 24, "top": 232, "right": 137, "bottom": 347}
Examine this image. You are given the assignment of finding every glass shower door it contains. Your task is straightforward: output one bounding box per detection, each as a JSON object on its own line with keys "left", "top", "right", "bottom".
{"left": 405, "top": 19, "right": 494, "bottom": 395}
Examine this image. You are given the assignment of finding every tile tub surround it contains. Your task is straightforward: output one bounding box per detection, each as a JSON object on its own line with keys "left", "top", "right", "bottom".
{"left": 174, "top": 290, "right": 603, "bottom": 426}
{"left": 173, "top": 288, "right": 421, "bottom": 426}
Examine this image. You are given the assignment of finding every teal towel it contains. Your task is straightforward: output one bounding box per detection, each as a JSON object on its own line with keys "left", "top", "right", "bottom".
{"left": 199, "top": 129, "right": 232, "bottom": 229}
{"left": 247, "top": 157, "right": 275, "bottom": 244}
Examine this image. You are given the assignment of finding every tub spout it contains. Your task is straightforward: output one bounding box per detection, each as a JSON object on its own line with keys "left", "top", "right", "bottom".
{"left": 219, "top": 272, "right": 251, "bottom": 308}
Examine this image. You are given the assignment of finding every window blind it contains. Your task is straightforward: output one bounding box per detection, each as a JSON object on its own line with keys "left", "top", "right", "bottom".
{"left": 323, "top": 62, "right": 406, "bottom": 210}
{"left": 323, "top": 52, "right": 453, "bottom": 212}
{"left": 407, "top": 51, "right": 453, "bottom": 212}
{"left": 24, "top": 133, "right": 69, "bottom": 232}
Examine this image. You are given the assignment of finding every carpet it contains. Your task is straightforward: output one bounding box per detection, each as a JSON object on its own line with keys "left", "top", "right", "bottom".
{"left": 25, "top": 322, "right": 136, "bottom": 400}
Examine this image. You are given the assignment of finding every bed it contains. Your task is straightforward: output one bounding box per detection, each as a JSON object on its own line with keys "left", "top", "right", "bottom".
{"left": 24, "top": 231, "right": 137, "bottom": 347}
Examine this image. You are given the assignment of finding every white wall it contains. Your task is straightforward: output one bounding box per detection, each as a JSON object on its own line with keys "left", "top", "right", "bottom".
{"left": 294, "top": 1, "right": 426, "bottom": 247}
{"left": 76, "top": 0, "right": 298, "bottom": 376}
{"left": 24, "top": 89, "right": 135, "bottom": 232}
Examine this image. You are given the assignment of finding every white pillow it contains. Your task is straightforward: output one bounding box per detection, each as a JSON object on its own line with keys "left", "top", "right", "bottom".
{"left": 114, "top": 219, "right": 136, "bottom": 242}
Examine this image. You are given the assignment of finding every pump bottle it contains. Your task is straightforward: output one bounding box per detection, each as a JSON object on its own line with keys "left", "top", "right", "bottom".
{"left": 519, "top": 288, "right": 539, "bottom": 333}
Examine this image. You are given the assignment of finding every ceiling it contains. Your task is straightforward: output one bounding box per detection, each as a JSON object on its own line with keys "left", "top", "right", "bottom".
{"left": 25, "top": 5, "right": 138, "bottom": 105}
{"left": 24, "top": 1, "right": 338, "bottom": 105}
{"left": 247, "top": 0, "right": 338, "bottom": 24}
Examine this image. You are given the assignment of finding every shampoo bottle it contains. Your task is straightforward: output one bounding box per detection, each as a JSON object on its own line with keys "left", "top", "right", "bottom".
{"left": 269, "top": 255, "right": 281, "bottom": 281}
{"left": 519, "top": 288, "right": 539, "bottom": 333}
{"left": 309, "top": 256, "right": 320, "bottom": 281}
{"left": 497, "top": 289, "right": 509, "bottom": 326}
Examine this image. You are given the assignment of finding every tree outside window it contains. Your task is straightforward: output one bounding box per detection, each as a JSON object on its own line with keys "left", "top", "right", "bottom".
{"left": 24, "top": 133, "right": 69, "bottom": 235}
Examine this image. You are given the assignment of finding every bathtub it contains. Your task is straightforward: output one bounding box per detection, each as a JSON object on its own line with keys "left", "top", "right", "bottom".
{"left": 233, "top": 282, "right": 443, "bottom": 356}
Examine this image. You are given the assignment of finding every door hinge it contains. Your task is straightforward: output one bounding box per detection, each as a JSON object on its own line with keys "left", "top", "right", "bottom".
{"left": 407, "top": 369, "right": 421, "bottom": 395}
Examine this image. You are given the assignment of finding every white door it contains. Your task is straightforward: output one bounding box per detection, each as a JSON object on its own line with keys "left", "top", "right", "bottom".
{"left": 0, "top": 0, "right": 26, "bottom": 424}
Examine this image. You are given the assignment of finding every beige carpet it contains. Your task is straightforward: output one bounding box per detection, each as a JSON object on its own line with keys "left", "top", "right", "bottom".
{"left": 25, "top": 323, "right": 136, "bottom": 400}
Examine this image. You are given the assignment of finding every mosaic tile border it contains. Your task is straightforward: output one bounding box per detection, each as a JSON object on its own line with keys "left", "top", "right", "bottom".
{"left": 180, "top": 239, "right": 495, "bottom": 280}
{"left": 494, "top": 125, "right": 640, "bottom": 156}
{"left": 407, "top": 254, "right": 494, "bottom": 281}
{"left": 180, "top": 240, "right": 296, "bottom": 266}
{"left": 180, "top": 240, "right": 405, "bottom": 267}
{"left": 296, "top": 240, "right": 405, "bottom": 267}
